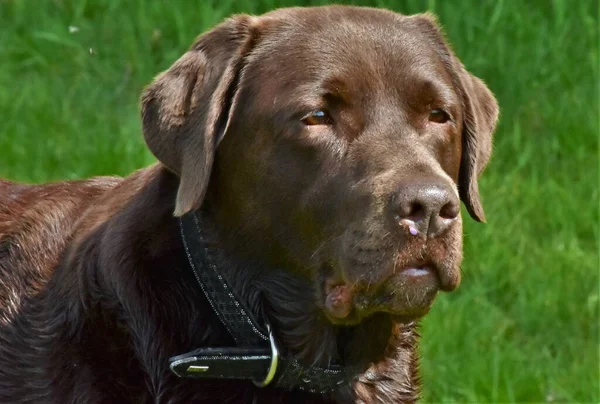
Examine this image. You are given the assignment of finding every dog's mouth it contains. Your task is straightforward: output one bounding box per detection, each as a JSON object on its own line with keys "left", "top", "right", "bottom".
{"left": 321, "top": 259, "right": 449, "bottom": 326}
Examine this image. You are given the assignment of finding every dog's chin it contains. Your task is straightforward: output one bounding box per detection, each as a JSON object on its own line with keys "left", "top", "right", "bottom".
{"left": 320, "top": 262, "right": 450, "bottom": 326}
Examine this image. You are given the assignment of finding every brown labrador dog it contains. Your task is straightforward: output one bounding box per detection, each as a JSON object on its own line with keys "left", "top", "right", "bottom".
{"left": 0, "top": 6, "right": 498, "bottom": 403}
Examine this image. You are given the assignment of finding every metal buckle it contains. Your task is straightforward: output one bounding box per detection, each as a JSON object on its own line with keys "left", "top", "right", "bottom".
{"left": 252, "top": 325, "right": 279, "bottom": 387}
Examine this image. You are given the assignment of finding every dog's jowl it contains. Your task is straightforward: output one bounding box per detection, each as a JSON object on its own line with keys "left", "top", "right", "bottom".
{"left": 0, "top": 6, "right": 497, "bottom": 403}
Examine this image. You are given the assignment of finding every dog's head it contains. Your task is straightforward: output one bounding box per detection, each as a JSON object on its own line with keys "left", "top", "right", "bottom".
{"left": 142, "top": 6, "right": 498, "bottom": 326}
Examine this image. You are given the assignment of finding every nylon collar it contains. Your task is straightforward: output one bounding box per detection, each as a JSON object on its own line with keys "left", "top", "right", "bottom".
{"left": 169, "top": 212, "right": 358, "bottom": 394}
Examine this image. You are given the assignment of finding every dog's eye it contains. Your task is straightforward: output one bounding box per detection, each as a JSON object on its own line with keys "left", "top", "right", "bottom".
{"left": 429, "top": 109, "right": 450, "bottom": 124}
{"left": 302, "top": 110, "right": 332, "bottom": 126}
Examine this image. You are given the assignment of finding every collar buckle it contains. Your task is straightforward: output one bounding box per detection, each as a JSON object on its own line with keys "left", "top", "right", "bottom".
{"left": 252, "top": 325, "right": 279, "bottom": 387}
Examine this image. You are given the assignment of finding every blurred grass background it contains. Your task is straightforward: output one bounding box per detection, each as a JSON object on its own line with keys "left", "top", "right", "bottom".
{"left": 0, "top": 0, "right": 598, "bottom": 402}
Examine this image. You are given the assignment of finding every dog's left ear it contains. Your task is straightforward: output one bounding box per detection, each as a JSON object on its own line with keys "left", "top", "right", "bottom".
{"left": 141, "top": 15, "right": 266, "bottom": 216}
{"left": 455, "top": 69, "right": 499, "bottom": 222}
{"left": 409, "top": 14, "right": 499, "bottom": 222}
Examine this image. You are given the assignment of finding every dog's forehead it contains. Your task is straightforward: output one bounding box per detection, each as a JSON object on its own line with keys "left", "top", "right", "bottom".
{"left": 247, "top": 6, "right": 452, "bottom": 102}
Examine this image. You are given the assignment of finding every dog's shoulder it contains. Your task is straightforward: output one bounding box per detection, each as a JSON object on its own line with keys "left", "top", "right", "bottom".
{"left": 0, "top": 175, "right": 122, "bottom": 323}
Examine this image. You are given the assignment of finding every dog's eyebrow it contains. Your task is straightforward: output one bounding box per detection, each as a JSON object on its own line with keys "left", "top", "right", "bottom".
{"left": 306, "top": 76, "right": 351, "bottom": 105}
{"left": 289, "top": 83, "right": 349, "bottom": 115}
{"left": 412, "top": 79, "right": 458, "bottom": 106}
{"left": 320, "top": 76, "right": 350, "bottom": 93}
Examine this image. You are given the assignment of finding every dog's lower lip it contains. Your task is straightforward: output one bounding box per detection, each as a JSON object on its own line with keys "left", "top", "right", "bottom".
{"left": 399, "top": 260, "right": 437, "bottom": 280}
{"left": 402, "top": 267, "right": 432, "bottom": 277}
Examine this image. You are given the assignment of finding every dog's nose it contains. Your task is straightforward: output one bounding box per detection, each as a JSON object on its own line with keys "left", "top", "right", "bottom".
{"left": 391, "top": 180, "right": 459, "bottom": 237}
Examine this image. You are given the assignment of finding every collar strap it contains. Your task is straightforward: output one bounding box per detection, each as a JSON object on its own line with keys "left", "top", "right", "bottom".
{"left": 170, "top": 212, "right": 355, "bottom": 393}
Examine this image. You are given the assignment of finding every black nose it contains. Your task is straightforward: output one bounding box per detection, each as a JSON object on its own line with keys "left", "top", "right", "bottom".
{"left": 391, "top": 179, "right": 460, "bottom": 238}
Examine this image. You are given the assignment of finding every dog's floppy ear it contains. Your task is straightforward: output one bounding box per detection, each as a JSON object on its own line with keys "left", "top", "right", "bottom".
{"left": 409, "top": 14, "right": 499, "bottom": 222}
{"left": 455, "top": 70, "right": 498, "bottom": 222}
{"left": 141, "top": 15, "right": 261, "bottom": 216}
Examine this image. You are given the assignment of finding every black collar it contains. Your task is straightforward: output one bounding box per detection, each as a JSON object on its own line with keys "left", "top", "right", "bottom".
{"left": 169, "top": 212, "right": 359, "bottom": 394}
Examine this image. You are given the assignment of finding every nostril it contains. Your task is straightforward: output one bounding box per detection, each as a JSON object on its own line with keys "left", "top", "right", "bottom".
{"left": 439, "top": 201, "right": 459, "bottom": 220}
{"left": 409, "top": 202, "right": 425, "bottom": 220}
{"left": 397, "top": 201, "right": 425, "bottom": 221}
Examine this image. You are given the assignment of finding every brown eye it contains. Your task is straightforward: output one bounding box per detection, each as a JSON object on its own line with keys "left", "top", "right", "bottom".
{"left": 429, "top": 109, "right": 450, "bottom": 124}
{"left": 302, "top": 110, "right": 332, "bottom": 126}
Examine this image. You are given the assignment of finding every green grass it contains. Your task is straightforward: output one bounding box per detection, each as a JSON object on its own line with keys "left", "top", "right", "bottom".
{"left": 1, "top": 0, "right": 598, "bottom": 402}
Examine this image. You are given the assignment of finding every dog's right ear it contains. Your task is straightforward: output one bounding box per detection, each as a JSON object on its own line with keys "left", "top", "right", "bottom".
{"left": 141, "top": 16, "right": 261, "bottom": 216}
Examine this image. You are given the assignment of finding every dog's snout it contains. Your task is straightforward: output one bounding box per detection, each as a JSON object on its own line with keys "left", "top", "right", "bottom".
{"left": 391, "top": 180, "right": 459, "bottom": 237}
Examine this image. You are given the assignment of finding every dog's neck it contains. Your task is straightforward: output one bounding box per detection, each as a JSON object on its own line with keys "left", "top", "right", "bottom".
{"left": 194, "top": 208, "right": 394, "bottom": 371}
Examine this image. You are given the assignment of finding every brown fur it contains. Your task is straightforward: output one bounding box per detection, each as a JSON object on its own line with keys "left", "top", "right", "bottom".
{"left": 0, "top": 6, "right": 497, "bottom": 403}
